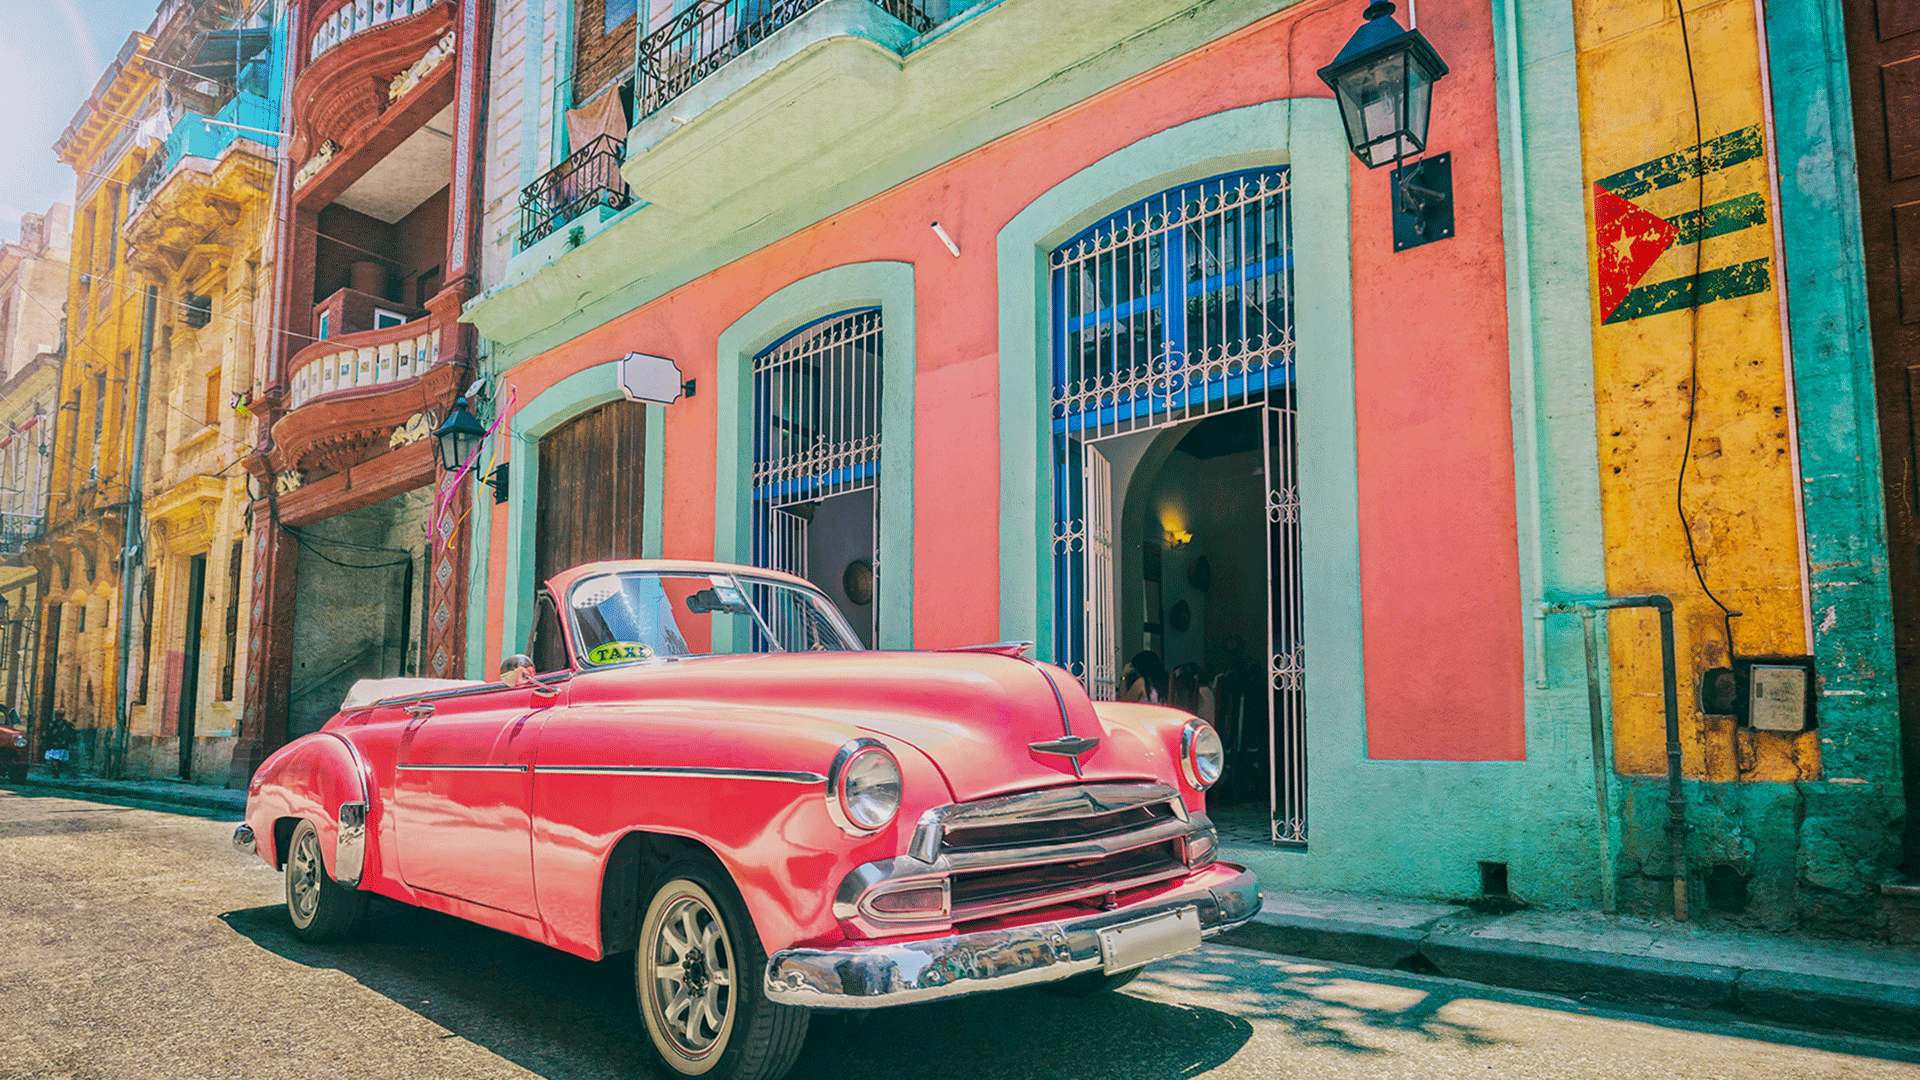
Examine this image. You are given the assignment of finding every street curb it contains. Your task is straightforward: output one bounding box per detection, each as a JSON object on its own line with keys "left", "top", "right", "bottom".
{"left": 1420, "top": 930, "right": 1737, "bottom": 1009}
{"left": 1, "top": 776, "right": 245, "bottom": 815}
{"left": 1216, "top": 907, "right": 1920, "bottom": 1040}
{"left": 1736, "top": 968, "right": 1920, "bottom": 1040}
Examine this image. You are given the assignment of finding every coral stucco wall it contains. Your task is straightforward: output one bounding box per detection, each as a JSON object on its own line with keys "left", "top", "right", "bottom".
{"left": 484, "top": 0, "right": 1526, "bottom": 762}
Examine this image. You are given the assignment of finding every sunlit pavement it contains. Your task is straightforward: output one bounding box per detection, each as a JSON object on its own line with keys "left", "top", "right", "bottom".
{"left": 3, "top": 789, "right": 1918, "bottom": 1080}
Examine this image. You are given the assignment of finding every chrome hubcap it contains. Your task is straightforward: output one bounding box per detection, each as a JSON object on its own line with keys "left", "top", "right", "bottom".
{"left": 649, "top": 891, "right": 733, "bottom": 1058}
{"left": 288, "top": 830, "right": 321, "bottom": 925}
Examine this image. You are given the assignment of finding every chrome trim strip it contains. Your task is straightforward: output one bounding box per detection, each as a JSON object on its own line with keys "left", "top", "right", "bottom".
{"left": 396, "top": 763, "right": 532, "bottom": 772}
{"left": 335, "top": 801, "right": 368, "bottom": 887}
{"left": 768, "top": 865, "right": 1260, "bottom": 1009}
{"left": 535, "top": 765, "right": 827, "bottom": 784}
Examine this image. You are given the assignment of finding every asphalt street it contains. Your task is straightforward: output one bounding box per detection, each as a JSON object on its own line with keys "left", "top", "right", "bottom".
{"left": 3, "top": 788, "right": 1919, "bottom": 1080}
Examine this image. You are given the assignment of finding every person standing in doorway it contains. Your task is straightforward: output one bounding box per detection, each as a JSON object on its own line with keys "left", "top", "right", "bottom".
{"left": 1120, "top": 650, "right": 1168, "bottom": 704}
{"left": 1170, "top": 662, "right": 1216, "bottom": 724}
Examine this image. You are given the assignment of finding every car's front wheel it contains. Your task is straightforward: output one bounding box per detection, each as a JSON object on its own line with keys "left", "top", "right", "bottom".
{"left": 284, "top": 818, "right": 368, "bottom": 942}
{"left": 636, "top": 857, "right": 809, "bottom": 1080}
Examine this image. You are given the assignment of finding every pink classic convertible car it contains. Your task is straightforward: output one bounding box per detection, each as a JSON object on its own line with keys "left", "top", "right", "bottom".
{"left": 235, "top": 559, "right": 1258, "bottom": 1080}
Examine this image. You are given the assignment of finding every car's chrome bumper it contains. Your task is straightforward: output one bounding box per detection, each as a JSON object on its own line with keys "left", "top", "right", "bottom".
{"left": 763, "top": 863, "right": 1259, "bottom": 1009}
{"left": 231, "top": 824, "right": 256, "bottom": 856}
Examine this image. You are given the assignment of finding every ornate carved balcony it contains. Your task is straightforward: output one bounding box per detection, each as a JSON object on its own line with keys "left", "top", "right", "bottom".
{"left": 286, "top": 316, "right": 441, "bottom": 410}
{"left": 271, "top": 312, "right": 461, "bottom": 477}
{"left": 309, "top": 0, "right": 442, "bottom": 61}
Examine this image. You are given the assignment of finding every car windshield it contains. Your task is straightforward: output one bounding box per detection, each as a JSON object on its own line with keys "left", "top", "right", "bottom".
{"left": 567, "top": 570, "right": 862, "bottom": 665}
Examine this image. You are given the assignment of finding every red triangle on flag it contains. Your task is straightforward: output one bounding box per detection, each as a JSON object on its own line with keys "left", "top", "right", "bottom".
{"left": 1594, "top": 184, "right": 1679, "bottom": 320}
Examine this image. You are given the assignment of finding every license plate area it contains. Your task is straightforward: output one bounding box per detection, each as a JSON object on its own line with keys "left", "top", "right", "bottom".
{"left": 1098, "top": 906, "right": 1202, "bottom": 973}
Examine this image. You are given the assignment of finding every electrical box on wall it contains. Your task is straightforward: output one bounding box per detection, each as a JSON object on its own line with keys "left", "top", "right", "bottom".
{"left": 1700, "top": 656, "right": 1816, "bottom": 732}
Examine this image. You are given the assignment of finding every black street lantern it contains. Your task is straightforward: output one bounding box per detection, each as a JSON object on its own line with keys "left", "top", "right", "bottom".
{"left": 432, "top": 397, "right": 487, "bottom": 473}
{"left": 1316, "top": 1, "right": 1449, "bottom": 170}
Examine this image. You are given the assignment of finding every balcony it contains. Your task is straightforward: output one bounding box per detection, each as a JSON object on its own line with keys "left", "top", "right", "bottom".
{"left": 635, "top": 0, "right": 933, "bottom": 122}
{"left": 126, "top": 90, "right": 280, "bottom": 215}
{"left": 0, "top": 512, "right": 45, "bottom": 558}
{"left": 287, "top": 316, "right": 441, "bottom": 410}
{"left": 518, "top": 134, "right": 633, "bottom": 249}
{"left": 310, "top": 0, "right": 443, "bottom": 62}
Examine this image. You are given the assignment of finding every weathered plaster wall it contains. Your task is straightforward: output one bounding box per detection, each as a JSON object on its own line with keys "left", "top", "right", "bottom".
{"left": 1567, "top": 0, "right": 1904, "bottom": 929}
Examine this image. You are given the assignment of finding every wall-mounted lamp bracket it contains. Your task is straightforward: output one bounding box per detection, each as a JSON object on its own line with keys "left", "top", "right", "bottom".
{"left": 1391, "top": 153, "right": 1453, "bottom": 251}
{"left": 485, "top": 462, "right": 510, "bottom": 504}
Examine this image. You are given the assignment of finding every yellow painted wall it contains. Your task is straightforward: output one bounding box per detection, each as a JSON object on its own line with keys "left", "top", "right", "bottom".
{"left": 42, "top": 41, "right": 159, "bottom": 741}
{"left": 1574, "top": 0, "right": 1816, "bottom": 782}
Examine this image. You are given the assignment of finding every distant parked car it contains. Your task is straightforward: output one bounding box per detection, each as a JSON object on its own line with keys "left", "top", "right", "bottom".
{"left": 0, "top": 713, "right": 24, "bottom": 782}
{"left": 235, "top": 559, "right": 1258, "bottom": 1080}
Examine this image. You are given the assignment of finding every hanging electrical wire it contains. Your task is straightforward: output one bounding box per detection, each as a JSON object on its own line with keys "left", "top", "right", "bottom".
{"left": 1672, "top": 0, "right": 1741, "bottom": 658}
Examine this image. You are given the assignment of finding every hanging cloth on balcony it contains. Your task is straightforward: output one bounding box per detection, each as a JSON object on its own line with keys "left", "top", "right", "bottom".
{"left": 566, "top": 90, "right": 630, "bottom": 152}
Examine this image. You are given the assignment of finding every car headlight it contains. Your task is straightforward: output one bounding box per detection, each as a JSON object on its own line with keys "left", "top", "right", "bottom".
{"left": 1181, "top": 719, "right": 1224, "bottom": 790}
{"left": 827, "top": 738, "right": 901, "bottom": 835}
{"left": 10, "top": 735, "right": 23, "bottom": 749}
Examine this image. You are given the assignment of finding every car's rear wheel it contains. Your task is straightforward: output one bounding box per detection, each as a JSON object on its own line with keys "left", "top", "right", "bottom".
{"left": 284, "top": 818, "right": 368, "bottom": 942}
{"left": 1041, "top": 965, "right": 1146, "bottom": 998}
{"left": 635, "top": 857, "right": 808, "bottom": 1080}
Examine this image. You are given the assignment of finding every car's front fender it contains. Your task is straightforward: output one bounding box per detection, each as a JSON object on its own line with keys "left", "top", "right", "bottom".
{"left": 243, "top": 732, "right": 373, "bottom": 885}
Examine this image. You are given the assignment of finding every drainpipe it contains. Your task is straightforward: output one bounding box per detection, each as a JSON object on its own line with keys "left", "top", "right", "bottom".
{"left": 110, "top": 284, "right": 157, "bottom": 780}
{"left": 1543, "top": 595, "right": 1688, "bottom": 921}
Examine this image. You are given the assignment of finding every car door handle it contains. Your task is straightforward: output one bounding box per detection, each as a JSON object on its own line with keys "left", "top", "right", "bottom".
{"left": 406, "top": 703, "right": 435, "bottom": 719}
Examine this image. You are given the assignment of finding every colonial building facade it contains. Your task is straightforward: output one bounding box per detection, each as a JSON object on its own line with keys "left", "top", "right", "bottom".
{"left": 461, "top": 0, "right": 1903, "bottom": 932}
{"left": 39, "top": 35, "right": 163, "bottom": 777}
{"left": 0, "top": 205, "right": 70, "bottom": 731}
{"left": 235, "top": 0, "right": 493, "bottom": 782}
{"left": 121, "top": 0, "right": 282, "bottom": 783}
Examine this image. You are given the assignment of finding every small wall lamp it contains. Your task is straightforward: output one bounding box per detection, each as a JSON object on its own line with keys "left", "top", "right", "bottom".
{"left": 1317, "top": 0, "right": 1454, "bottom": 250}
{"left": 431, "top": 397, "right": 487, "bottom": 473}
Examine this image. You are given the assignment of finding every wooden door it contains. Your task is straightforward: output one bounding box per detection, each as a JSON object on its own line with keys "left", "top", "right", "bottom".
{"left": 1847, "top": 0, "right": 1920, "bottom": 868}
{"left": 535, "top": 401, "right": 648, "bottom": 590}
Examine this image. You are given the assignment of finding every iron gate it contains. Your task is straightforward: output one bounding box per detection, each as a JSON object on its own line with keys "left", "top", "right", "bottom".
{"left": 1048, "top": 168, "right": 1306, "bottom": 844}
{"left": 751, "top": 308, "right": 883, "bottom": 647}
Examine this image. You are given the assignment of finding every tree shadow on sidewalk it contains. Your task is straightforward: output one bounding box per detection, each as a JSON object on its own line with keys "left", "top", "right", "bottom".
{"left": 219, "top": 899, "right": 1257, "bottom": 1080}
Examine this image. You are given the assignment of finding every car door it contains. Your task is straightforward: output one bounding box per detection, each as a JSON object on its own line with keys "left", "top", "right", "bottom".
{"left": 391, "top": 682, "right": 560, "bottom": 916}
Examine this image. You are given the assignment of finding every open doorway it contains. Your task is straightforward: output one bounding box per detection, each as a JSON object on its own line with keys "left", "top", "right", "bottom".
{"left": 285, "top": 487, "right": 431, "bottom": 737}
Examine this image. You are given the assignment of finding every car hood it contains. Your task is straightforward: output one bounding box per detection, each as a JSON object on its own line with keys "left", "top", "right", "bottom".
{"left": 569, "top": 651, "right": 1167, "bottom": 802}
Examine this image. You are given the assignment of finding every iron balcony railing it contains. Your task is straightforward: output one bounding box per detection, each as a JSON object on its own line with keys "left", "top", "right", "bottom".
{"left": 517, "top": 134, "right": 632, "bottom": 249}
{"left": 636, "top": 0, "right": 935, "bottom": 121}
{"left": 0, "top": 512, "right": 45, "bottom": 556}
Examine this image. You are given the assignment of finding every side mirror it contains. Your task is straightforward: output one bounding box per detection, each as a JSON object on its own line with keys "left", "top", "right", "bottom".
{"left": 500, "top": 654, "right": 535, "bottom": 687}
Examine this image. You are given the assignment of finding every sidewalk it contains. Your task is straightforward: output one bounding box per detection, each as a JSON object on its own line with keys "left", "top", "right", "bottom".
{"left": 1216, "top": 879, "right": 1920, "bottom": 1040}
{"left": 1, "top": 768, "right": 245, "bottom": 815}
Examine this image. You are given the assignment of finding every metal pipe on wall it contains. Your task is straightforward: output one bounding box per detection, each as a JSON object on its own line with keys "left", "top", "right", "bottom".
{"left": 1545, "top": 595, "right": 1688, "bottom": 921}
{"left": 110, "top": 284, "right": 158, "bottom": 780}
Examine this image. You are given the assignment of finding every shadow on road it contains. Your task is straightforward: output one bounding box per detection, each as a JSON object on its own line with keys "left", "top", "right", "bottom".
{"left": 220, "top": 899, "right": 1256, "bottom": 1080}
{"left": 0, "top": 782, "right": 242, "bottom": 821}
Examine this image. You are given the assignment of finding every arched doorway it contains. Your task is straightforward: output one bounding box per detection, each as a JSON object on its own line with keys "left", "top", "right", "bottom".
{"left": 751, "top": 308, "right": 884, "bottom": 646}
{"left": 1049, "top": 168, "right": 1304, "bottom": 844}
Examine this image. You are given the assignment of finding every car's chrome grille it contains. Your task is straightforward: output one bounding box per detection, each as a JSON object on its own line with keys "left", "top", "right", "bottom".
{"left": 941, "top": 803, "right": 1176, "bottom": 852}
{"left": 923, "top": 783, "right": 1198, "bottom": 924}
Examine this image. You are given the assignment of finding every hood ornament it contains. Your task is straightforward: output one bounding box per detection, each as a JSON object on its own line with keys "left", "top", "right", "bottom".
{"left": 1029, "top": 735, "right": 1100, "bottom": 759}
